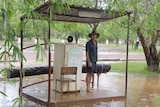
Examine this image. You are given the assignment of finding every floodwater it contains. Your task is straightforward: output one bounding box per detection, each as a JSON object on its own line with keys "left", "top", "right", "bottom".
{"left": 1, "top": 71, "right": 160, "bottom": 107}
{"left": 0, "top": 48, "right": 159, "bottom": 107}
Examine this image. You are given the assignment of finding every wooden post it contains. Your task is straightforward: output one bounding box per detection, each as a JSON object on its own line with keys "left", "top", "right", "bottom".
{"left": 125, "top": 12, "right": 131, "bottom": 98}
{"left": 47, "top": 4, "right": 52, "bottom": 107}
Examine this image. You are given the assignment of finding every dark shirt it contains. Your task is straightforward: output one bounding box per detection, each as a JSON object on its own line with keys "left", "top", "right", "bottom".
{"left": 86, "top": 39, "right": 97, "bottom": 62}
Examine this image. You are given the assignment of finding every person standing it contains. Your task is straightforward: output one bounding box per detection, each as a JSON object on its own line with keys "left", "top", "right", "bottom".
{"left": 85, "top": 31, "right": 99, "bottom": 93}
{"left": 135, "top": 36, "right": 140, "bottom": 49}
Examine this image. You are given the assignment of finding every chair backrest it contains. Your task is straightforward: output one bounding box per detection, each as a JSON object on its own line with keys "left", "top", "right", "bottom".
{"left": 61, "top": 67, "right": 77, "bottom": 75}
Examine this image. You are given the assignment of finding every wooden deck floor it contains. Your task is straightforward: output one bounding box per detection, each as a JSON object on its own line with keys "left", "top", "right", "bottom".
{"left": 22, "top": 79, "right": 126, "bottom": 107}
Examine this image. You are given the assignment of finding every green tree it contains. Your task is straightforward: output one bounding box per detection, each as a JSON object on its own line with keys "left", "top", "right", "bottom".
{"left": 99, "top": 0, "right": 160, "bottom": 71}
{"left": 128, "top": 0, "right": 160, "bottom": 71}
{"left": 0, "top": 0, "right": 60, "bottom": 106}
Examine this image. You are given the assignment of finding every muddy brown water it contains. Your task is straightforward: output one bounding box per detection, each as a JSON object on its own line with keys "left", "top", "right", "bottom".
{"left": 0, "top": 49, "right": 158, "bottom": 107}
{"left": 1, "top": 71, "right": 160, "bottom": 107}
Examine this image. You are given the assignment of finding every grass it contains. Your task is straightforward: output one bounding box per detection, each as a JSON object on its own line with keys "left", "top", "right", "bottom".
{"left": 99, "top": 43, "right": 144, "bottom": 53}
{"left": 110, "top": 61, "right": 157, "bottom": 74}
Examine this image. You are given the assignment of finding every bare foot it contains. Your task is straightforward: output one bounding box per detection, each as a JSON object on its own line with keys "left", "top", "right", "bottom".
{"left": 86, "top": 89, "right": 94, "bottom": 93}
{"left": 90, "top": 88, "right": 94, "bottom": 91}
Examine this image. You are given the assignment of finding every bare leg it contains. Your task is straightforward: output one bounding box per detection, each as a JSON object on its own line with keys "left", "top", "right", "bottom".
{"left": 86, "top": 73, "right": 91, "bottom": 91}
{"left": 86, "top": 73, "right": 94, "bottom": 93}
{"left": 91, "top": 72, "right": 94, "bottom": 89}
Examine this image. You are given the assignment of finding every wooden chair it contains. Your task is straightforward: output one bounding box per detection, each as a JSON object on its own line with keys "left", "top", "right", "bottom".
{"left": 55, "top": 67, "right": 77, "bottom": 96}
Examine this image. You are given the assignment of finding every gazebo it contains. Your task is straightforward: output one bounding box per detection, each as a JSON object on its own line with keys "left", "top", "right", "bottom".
{"left": 19, "top": 1, "right": 132, "bottom": 107}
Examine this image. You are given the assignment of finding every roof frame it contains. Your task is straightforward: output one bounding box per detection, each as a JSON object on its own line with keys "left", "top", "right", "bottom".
{"left": 21, "top": 1, "right": 131, "bottom": 24}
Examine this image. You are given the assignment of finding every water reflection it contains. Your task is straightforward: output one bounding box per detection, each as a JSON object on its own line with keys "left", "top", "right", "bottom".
{"left": 93, "top": 101, "right": 125, "bottom": 107}
{"left": 1, "top": 72, "right": 160, "bottom": 107}
{"left": 135, "top": 75, "right": 160, "bottom": 107}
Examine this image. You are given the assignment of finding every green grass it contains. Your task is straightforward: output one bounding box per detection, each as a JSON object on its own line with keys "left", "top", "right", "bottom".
{"left": 110, "top": 61, "right": 156, "bottom": 74}
{"left": 99, "top": 43, "right": 144, "bottom": 53}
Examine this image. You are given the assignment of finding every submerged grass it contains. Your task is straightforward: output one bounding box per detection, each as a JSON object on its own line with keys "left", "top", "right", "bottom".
{"left": 110, "top": 61, "right": 157, "bottom": 74}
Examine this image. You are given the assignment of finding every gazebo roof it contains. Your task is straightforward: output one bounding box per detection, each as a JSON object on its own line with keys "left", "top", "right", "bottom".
{"left": 21, "top": 2, "right": 131, "bottom": 23}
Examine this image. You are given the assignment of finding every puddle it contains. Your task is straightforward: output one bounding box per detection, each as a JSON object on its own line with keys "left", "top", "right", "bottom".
{"left": 1, "top": 72, "right": 160, "bottom": 107}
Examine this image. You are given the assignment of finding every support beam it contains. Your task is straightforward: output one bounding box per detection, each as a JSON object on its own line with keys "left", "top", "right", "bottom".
{"left": 125, "top": 12, "right": 131, "bottom": 98}
{"left": 19, "top": 17, "right": 24, "bottom": 107}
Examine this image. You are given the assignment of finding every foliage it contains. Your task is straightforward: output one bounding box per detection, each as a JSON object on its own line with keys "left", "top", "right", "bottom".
{"left": 0, "top": 91, "right": 7, "bottom": 96}
{"left": 1, "top": 0, "right": 160, "bottom": 106}
{"left": 35, "top": 43, "right": 47, "bottom": 61}
{"left": 63, "top": 0, "right": 96, "bottom": 7}
{"left": 111, "top": 62, "right": 157, "bottom": 74}
{"left": 0, "top": 0, "right": 66, "bottom": 106}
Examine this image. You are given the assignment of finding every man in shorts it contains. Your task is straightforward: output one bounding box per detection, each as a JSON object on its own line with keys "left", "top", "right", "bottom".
{"left": 85, "top": 30, "right": 99, "bottom": 93}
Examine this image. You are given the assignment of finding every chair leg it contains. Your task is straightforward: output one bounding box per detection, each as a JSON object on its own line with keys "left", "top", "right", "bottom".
{"left": 68, "top": 81, "right": 69, "bottom": 96}
{"left": 61, "top": 82, "right": 63, "bottom": 97}
{"left": 55, "top": 80, "right": 57, "bottom": 96}
{"left": 75, "top": 82, "right": 77, "bottom": 96}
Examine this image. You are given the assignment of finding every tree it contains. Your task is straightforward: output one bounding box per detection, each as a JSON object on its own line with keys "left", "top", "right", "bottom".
{"left": 132, "top": 0, "right": 160, "bottom": 71}
{"left": 2, "top": 0, "right": 159, "bottom": 106}
{"left": 0, "top": 0, "right": 66, "bottom": 106}
{"left": 100, "top": 0, "right": 160, "bottom": 71}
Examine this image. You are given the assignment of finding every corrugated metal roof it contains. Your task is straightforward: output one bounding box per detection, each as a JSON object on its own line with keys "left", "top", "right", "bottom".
{"left": 21, "top": 2, "right": 131, "bottom": 23}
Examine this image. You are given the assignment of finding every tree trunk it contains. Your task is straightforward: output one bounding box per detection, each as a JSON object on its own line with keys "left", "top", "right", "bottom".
{"left": 148, "top": 42, "right": 159, "bottom": 71}
{"left": 137, "top": 28, "right": 160, "bottom": 71}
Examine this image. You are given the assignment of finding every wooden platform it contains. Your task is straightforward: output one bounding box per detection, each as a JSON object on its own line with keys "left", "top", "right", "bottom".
{"left": 22, "top": 79, "right": 126, "bottom": 107}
